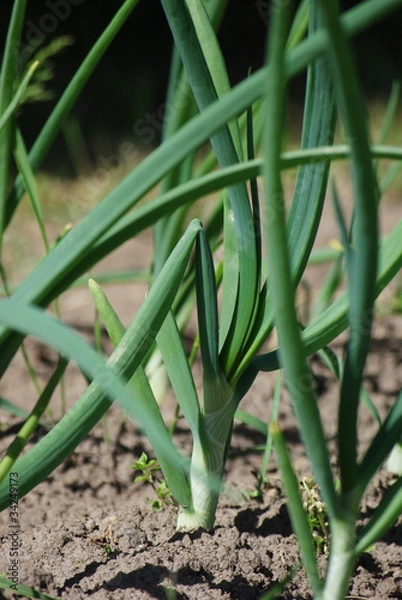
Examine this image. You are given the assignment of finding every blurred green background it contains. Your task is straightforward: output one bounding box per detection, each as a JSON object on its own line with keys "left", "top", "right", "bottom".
{"left": 1, "top": 0, "right": 401, "bottom": 175}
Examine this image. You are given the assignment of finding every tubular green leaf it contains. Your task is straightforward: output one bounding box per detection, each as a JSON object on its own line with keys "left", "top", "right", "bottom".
{"left": 88, "top": 278, "right": 126, "bottom": 345}
{"left": 355, "top": 476, "right": 402, "bottom": 556}
{"left": 233, "top": 0, "right": 336, "bottom": 379}
{"left": 358, "top": 391, "right": 402, "bottom": 496}
{"left": 218, "top": 193, "right": 239, "bottom": 352}
{"left": 236, "top": 217, "right": 402, "bottom": 401}
{"left": 0, "top": 0, "right": 27, "bottom": 246}
{"left": 156, "top": 310, "right": 201, "bottom": 436}
{"left": 196, "top": 226, "right": 221, "bottom": 381}
{"left": 0, "top": 358, "right": 67, "bottom": 485}
{"left": 185, "top": 0, "right": 242, "bottom": 157}
{"left": 287, "top": 1, "right": 336, "bottom": 287}
{"left": 319, "top": 0, "right": 378, "bottom": 495}
{"left": 0, "top": 61, "right": 38, "bottom": 133}
{"left": 13, "top": 128, "right": 49, "bottom": 251}
{"left": 286, "top": 0, "right": 309, "bottom": 49}
{"left": 263, "top": 0, "right": 339, "bottom": 520}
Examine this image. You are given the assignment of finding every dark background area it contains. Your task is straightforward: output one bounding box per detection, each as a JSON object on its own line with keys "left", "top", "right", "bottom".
{"left": 1, "top": 0, "right": 401, "bottom": 173}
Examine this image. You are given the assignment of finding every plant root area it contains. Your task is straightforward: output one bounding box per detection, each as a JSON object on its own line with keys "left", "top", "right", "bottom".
{"left": 1, "top": 204, "right": 402, "bottom": 599}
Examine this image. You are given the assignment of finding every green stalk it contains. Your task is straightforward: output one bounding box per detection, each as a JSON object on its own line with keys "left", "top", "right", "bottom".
{"left": 177, "top": 378, "right": 233, "bottom": 530}
{"left": 263, "top": 0, "right": 339, "bottom": 524}
{"left": 177, "top": 226, "right": 234, "bottom": 530}
{"left": 263, "top": 1, "right": 343, "bottom": 594}
{"left": 161, "top": 0, "right": 259, "bottom": 375}
{"left": 319, "top": 0, "right": 378, "bottom": 499}
{"left": 0, "top": 358, "right": 68, "bottom": 484}
{"left": 153, "top": 3, "right": 229, "bottom": 281}
{"left": 316, "top": 0, "right": 380, "bottom": 596}
{"left": 317, "top": 518, "right": 357, "bottom": 600}
{"left": 185, "top": 0, "right": 242, "bottom": 157}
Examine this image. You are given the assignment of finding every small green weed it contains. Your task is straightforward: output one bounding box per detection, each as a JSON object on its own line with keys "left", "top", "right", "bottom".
{"left": 131, "top": 452, "right": 176, "bottom": 510}
{"left": 246, "top": 471, "right": 269, "bottom": 501}
{"left": 103, "top": 544, "right": 119, "bottom": 559}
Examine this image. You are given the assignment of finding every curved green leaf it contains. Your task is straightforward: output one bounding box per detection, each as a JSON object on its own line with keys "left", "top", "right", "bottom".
{"left": 0, "top": 61, "right": 38, "bottom": 133}
{"left": 355, "top": 475, "right": 402, "bottom": 556}
{"left": 262, "top": 0, "right": 339, "bottom": 522}
{"left": 237, "top": 218, "right": 402, "bottom": 396}
{"left": 358, "top": 391, "right": 402, "bottom": 496}
{"left": 196, "top": 225, "right": 220, "bottom": 380}
{"left": 156, "top": 310, "right": 201, "bottom": 436}
{"left": 0, "top": 0, "right": 27, "bottom": 244}
{"left": 320, "top": 0, "right": 379, "bottom": 494}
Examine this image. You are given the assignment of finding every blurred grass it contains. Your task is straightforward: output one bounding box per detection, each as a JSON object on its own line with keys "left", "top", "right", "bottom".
{"left": 2, "top": 148, "right": 145, "bottom": 286}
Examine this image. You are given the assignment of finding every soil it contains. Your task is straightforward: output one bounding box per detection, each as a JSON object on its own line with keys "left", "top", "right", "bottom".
{"left": 0, "top": 188, "right": 402, "bottom": 600}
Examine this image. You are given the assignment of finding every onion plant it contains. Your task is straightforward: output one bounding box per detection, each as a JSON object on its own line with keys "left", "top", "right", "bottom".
{"left": 264, "top": 1, "right": 402, "bottom": 598}
{"left": 0, "top": 1, "right": 402, "bottom": 598}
